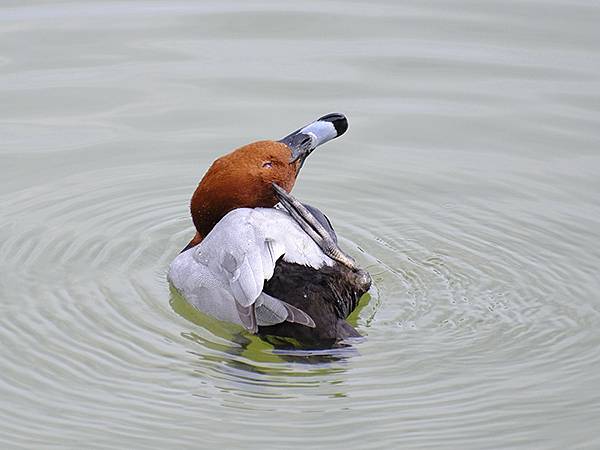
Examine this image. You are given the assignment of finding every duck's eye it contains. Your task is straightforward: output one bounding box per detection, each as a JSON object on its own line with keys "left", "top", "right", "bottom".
{"left": 262, "top": 161, "right": 273, "bottom": 169}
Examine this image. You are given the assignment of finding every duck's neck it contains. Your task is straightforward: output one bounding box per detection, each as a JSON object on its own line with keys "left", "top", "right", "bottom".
{"left": 181, "top": 231, "right": 203, "bottom": 253}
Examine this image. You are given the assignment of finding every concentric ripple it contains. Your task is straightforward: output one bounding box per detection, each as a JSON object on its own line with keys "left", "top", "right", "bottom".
{"left": 2, "top": 0, "right": 600, "bottom": 449}
{"left": 0, "top": 163, "right": 383, "bottom": 447}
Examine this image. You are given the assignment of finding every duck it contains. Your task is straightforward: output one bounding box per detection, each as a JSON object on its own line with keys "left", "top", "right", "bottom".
{"left": 168, "top": 113, "right": 371, "bottom": 347}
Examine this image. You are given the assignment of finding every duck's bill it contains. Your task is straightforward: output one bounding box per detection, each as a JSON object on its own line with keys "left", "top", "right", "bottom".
{"left": 272, "top": 182, "right": 358, "bottom": 270}
{"left": 279, "top": 113, "right": 348, "bottom": 165}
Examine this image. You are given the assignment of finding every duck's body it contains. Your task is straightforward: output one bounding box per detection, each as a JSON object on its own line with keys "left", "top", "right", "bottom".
{"left": 169, "top": 205, "right": 370, "bottom": 345}
{"left": 169, "top": 207, "right": 332, "bottom": 329}
{"left": 168, "top": 113, "right": 371, "bottom": 347}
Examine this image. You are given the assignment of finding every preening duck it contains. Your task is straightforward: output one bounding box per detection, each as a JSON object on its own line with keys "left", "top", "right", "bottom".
{"left": 168, "top": 113, "right": 371, "bottom": 347}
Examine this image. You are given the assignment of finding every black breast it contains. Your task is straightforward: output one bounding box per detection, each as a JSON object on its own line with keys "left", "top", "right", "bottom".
{"left": 259, "top": 260, "right": 372, "bottom": 348}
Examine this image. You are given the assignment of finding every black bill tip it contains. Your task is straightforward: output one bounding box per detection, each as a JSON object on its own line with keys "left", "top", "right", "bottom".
{"left": 317, "top": 113, "right": 348, "bottom": 137}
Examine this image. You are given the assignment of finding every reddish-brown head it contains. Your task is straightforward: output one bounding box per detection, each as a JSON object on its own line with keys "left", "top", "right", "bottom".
{"left": 186, "top": 113, "right": 348, "bottom": 249}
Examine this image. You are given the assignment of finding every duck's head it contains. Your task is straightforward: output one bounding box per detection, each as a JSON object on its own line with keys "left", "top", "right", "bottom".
{"left": 187, "top": 113, "right": 348, "bottom": 248}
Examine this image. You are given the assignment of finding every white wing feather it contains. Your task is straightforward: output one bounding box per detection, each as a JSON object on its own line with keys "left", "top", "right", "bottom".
{"left": 168, "top": 208, "right": 331, "bottom": 330}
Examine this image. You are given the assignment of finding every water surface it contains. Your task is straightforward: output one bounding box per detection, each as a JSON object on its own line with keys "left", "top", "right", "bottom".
{"left": 2, "top": 1, "right": 600, "bottom": 448}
